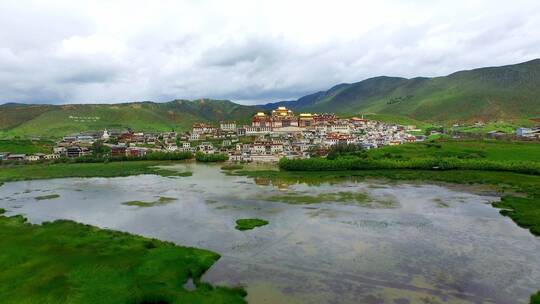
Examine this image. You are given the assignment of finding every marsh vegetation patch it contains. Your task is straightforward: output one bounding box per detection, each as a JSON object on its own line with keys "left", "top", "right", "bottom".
{"left": 0, "top": 213, "right": 246, "bottom": 304}
{"left": 123, "top": 196, "right": 177, "bottom": 207}
{"left": 34, "top": 194, "right": 60, "bottom": 200}
{"left": 235, "top": 218, "right": 269, "bottom": 231}
{"left": 264, "top": 191, "right": 397, "bottom": 208}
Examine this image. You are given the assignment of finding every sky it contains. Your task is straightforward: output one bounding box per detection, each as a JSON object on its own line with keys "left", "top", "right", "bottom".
{"left": 1, "top": 0, "right": 540, "bottom": 105}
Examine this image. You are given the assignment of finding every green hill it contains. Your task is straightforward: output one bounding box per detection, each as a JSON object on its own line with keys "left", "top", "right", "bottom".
{"left": 3, "top": 59, "right": 539, "bottom": 138}
{"left": 263, "top": 59, "right": 540, "bottom": 124}
{"left": 0, "top": 99, "right": 260, "bottom": 138}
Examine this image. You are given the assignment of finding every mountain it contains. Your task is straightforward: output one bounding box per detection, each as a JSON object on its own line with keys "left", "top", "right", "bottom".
{"left": 262, "top": 59, "right": 540, "bottom": 123}
{"left": 3, "top": 59, "right": 539, "bottom": 138}
{"left": 0, "top": 99, "right": 260, "bottom": 138}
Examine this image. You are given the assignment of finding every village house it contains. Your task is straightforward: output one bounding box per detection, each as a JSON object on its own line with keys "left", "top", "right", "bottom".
{"left": 126, "top": 147, "right": 147, "bottom": 157}
{"left": 7, "top": 154, "right": 26, "bottom": 161}
{"left": 25, "top": 153, "right": 46, "bottom": 161}
{"left": 329, "top": 122, "right": 351, "bottom": 134}
{"left": 166, "top": 144, "right": 178, "bottom": 151}
{"left": 516, "top": 127, "right": 540, "bottom": 138}
{"left": 44, "top": 154, "right": 60, "bottom": 160}
{"left": 62, "top": 135, "right": 77, "bottom": 142}
{"left": 192, "top": 123, "right": 216, "bottom": 135}
{"left": 219, "top": 121, "right": 237, "bottom": 132}
{"left": 198, "top": 142, "right": 215, "bottom": 154}
{"left": 110, "top": 145, "right": 127, "bottom": 157}
{"left": 251, "top": 142, "right": 270, "bottom": 155}
{"left": 228, "top": 150, "right": 243, "bottom": 162}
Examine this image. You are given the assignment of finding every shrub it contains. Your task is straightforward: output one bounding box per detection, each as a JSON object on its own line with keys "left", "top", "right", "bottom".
{"left": 278, "top": 157, "right": 540, "bottom": 175}
{"left": 195, "top": 152, "right": 228, "bottom": 162}
{"left": 73, "top": 151, "right": 193, "bottom": 163}
{"left": 221, "top": 164, "right": 243, "bottom": 170}
{"left": 327, "top": 143, "right": 363, "bottom": 160}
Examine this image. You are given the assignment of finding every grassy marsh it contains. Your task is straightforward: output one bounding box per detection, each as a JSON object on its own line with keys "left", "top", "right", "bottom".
{"left": 0, "top": 161, "right": 192, "bottom": 183}
{"left": 532, "top": 291, "right": 540, "bottom": 304}
{"left": 0, "top": 213, "right": 246, "bottom": 304}
{"left": 264, "top": 191, "right": 397, "bottom": 208}
{"left": 34, "top": 194, "right": 60, "bottom": 201}
{"left": 235, "top": 218, "right": 269, "bottom": 231}
{"left": 123, "top": 196, "right": 177, "bottom": 207}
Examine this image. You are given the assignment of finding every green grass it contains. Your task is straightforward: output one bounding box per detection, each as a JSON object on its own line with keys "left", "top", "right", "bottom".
{"left": 452, "top": 121, "right": 520, "bottom": 134}
{"left": 0, "top": 139, "right": 54, "bottom": 154}
{"left": 0, "top": 161, "right": 191, "bottom": 183}
{"left": 0, "top": 214, "right": 246, "bottom": 304}
{"left": 531, "top": 291, "right": 540, "bottom": 304}
{"left": 0, "top": 100, "right": 259, "bottom": 138}
{"left": 279, "top": 139, "right": 540, "bottom": 175}
{"left": 361, "top": 113, "right": 434, "bottom": 130}
{"left": 123, "top": 197, "right": 177, "bottom": 207}
{"left": 235, "top": 218, "right": 269, "bottom": 231}
{"left": 368, "top": 139, "right": 540, "bottom": 162}
{"left": 221, "top": 164, "right": 244, "bottom": 171}
{"left": 156, "top": 170, "right": 193, "bottom": 177}
{"left": 493, "top": 196, "right": 540, "bottom": 235}
{"left": 34, "top": 194, "right": 60, "bottom": 201}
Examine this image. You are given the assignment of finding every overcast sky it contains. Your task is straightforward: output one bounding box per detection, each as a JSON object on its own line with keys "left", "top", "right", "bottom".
{"left": 1, "top": 0, "right": 539, "bottom": 105}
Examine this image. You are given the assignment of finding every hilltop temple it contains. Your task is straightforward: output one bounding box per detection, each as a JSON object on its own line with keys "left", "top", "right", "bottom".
{"left": 251, "top": 106, "right": 336, "bottom": 130}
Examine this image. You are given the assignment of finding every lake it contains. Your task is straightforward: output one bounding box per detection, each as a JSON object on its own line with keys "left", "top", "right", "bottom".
{"left": 0, "top": 163, "right": 539, "bottom": 303}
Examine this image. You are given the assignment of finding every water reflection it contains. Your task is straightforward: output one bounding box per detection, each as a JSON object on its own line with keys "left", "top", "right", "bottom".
{"left": 0, "top": 163, "right": 538, "bottom": 304}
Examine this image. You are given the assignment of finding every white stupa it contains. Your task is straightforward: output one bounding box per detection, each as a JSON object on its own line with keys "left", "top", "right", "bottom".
{"left": 102, "top": 129, "right": 110, "bottom": 140}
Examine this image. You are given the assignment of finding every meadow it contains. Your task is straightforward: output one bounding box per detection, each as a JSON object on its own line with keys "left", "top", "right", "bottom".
{"left": 0, "top": 139, "right": 54, "bottom": 154}
{"left": 0, "top": 161, "right": 190, "bottom": 184}
{"left": 0, "top": 210, "right": 246, "bottom": 304}
{"left": 366, "top": 139, "right": 540, "bottom": 162}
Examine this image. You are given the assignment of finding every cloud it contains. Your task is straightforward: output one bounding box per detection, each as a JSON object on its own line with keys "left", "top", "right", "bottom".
{"left": 0, "top": 0, "right": 539, "bottom": 105}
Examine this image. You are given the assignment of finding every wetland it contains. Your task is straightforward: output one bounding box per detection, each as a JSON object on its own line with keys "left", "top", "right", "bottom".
{"left": 1, "top": 163, "right": 539, "bottom": 303}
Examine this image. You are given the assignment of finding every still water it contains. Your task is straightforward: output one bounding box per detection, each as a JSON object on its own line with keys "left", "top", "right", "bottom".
{"left": 0, "top": 163, "right": 539, "bottom": 303}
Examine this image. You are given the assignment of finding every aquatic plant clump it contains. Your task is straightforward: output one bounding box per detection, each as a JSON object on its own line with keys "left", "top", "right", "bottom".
{"left": 235, "top": 218, "right": 269, "bottom": 231}
{"left": 123, "top": 196, "right": 177, "bottom": 207}
{"left": 263, "top": 191, "right": 397, "bottom": 208}
{"left": 34, "top": 194, "right": 60, "bottom": 200}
